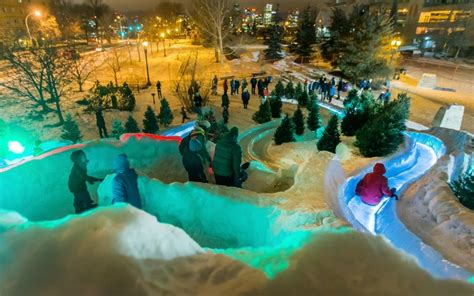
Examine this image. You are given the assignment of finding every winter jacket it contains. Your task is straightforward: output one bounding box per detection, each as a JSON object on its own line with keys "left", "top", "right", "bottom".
{"left": 250, "top": 77, "right": 257, "bottom": 86}
{"left": 221, "top": 93, "right": 230, "bottom": 107}
{"left": 179, "top": 127, "right": 211, "bottom": 164}
{"left": 242, "top": 91, "right": 250, "bottom": 103}
{"left": 113, "top": 168, "right": 142, "bottom": 209}
{"left": 355, "top": 163, "right": 393, "bottom": 205}
{"left": 194, "top": 94, "right": 203, "bottom": 107}
{"left": 182, "top": 139, "right": 207, "bottom": 183}
{"left": 329, "top": 85, "right": 336, "bottom": 97}
{"left": 68, "top": 164, "right": 101, "bottom": 194}
{"left": 96, "top": 111, "right": 105, "bottom": 127}
{"left": 212, "top": 131, "right": 242, "bottom": 178}
{"left": 223, "top": 81, "right": 228, "bottom": 93}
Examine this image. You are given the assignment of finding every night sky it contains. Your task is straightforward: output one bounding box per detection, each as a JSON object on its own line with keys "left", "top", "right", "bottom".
{"left": 73, "top": 0, "right": 317, "bottom": 13}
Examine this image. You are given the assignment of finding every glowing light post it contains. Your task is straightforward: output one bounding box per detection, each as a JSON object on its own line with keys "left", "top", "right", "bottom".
{"left": 25, "top": 10, "right": 41, "bottom": 46}
{"left": 143, "top": 41, "right": 151, "bottom": 86}
{"left": 160, "top": 32, "right": 167, "bottom": 57}
{"left": 390, "top": 39, "right": 401, "bottom": 65}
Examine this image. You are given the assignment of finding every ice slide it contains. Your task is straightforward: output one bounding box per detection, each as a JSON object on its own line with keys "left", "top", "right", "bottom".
{"left": 235, "top": 103, "right": 472, "bottom": 281}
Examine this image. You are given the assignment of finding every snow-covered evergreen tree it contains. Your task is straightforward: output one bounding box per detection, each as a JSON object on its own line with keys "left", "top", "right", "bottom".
{"left": 269, "top": 96, "right": 283, "bottom": 118}
{"left": 111, "top": 120, "right": 126, "bottom": 139}
{"left": 307, "top": 103, "right": 321, "bottom": 132}
{"left": 142, "top": 106, "right": 160, "bottom": 134}
{"left": 293, "top": 108, "right": 305, "bottom": 135}
{"left": 119, "top": 83, "right": 136, "bottom": 111}
{"left": 252, "top": 101, "right": 272, "bottom": 124}
{"left": 317, "top": 114, "right": 340, "bottom": 153}
{"left": 158, "top": 98, "right": 174, "bottom": 127}
{"left": 274, "top": 80, "right": 285, "bottom": 97}
{"left": 295, "top": 82, "right": 304, "bottom": 100}
{"left": 355, "top": 94, "right": 410, "bottom": 157}
{"left": 61, "top": 113, "right": 82, "bottom": 143}
{"left": 285, "top": 80, "right": 295, "bottom": 99}
{"left": 450, "top": 172, "right": 474, "bottom": 210}
{"left": 298, "top": 91, "right": 309, "bottom": 108}
{"left": 274, "top": 114, "right": 295, "bottom": 145}
{"left": 294, "top": 6, "right": 317, "bottom": 63}
{"left": 341, "top": 90, "right": 377, "bottom": 136}
{"left": 125, "top": 115, "right": 140, "bottom": 133}
{"left": 264, "top": 24, "right": 284, "bottom": 60}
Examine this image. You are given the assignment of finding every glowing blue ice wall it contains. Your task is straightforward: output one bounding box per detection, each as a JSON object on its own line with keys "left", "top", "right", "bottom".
{"left": 340, "top": 132, "right": 472, "bottom": 280}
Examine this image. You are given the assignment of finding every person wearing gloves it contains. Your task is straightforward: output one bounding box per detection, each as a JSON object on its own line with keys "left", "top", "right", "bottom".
{"left": 112, "top": 154, "right": 142, "bottom": 209}
{"left": 355, "top": 163, "right": 397, "bottom": 206}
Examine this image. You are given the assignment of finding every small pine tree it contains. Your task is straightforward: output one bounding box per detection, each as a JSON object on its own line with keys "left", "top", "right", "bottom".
{"left": 125, "top": 115, "right": 140, "bottom": 133}
{"left": 158, "top": 98, "right": 174, "bottom": 127}
{"left": 61, "top": 113, "right": 82, "bottom": 143}
{"left": 119, "top": 83, "right": 136, "bottom": 111}
{"left": 307, "top": 103, "right": 321, "bottom": 131}
{"left": 264, "top": 24, "right": 284, "bottom": 60}
{"left": 450, "top": 172, "right": 474, "bottom": 210}
{"left": 285, "top": 80, "right": 295, "bottom": 99}
{"left": 294, "top": 6, "right": 317, "bottom": 63}
{"left": 298, "top": 91, "right": 309, "bottom": 108}
{"left": 295, "top": 82, "right": 304, "bottom": 99}
{"left": 306, "top": 93, "right": 318, "bottom": 111}
{"left": 269, "top": 96, "right": 283, "bottom": 118}
{"left": 252, "top": 101, "right": 272, "bottom": 124}
{"left": 341, "top": 90, "right": 377, "bottom": 136}
{"left": 111, "top": 120, "right": 126, "bottom": 139}
{"left": 355, "top": 95, "right": 410, "bottom": 157}
{"left": 293, "top": 108, "right": 305, "bottom": 136}
{"left": 142, "top": 106, "right": 160, "bottom": 134}
{"left": 274, "top": 114, "right": 296, "bottom": 145}
{"left": 275, "top": 80, "right": 285, "bottom": 97}
{"left": 317, "top": 114, "right": 341, "bottom": 153}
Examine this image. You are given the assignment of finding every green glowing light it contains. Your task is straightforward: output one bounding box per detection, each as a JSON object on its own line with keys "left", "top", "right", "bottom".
{"left": 8, "top": 141, "right": 25, "bottom": 154}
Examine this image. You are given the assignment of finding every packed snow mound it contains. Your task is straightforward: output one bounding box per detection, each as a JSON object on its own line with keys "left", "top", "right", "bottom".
{"left": 262, "top": 230, "right": 474, "bottom": 295}
{"left": 0, "top": 206, "right": 266, "bottom": 296}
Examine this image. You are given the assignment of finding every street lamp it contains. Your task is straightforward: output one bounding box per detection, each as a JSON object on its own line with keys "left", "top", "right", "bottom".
{"left": 390, "top": 39, "right": 402, "bottom": 65}
{"left": 25, "top": 10, "right": 41, "bottom": 45}
{"left": 143, "top": 41, "right": 151, "bottom": 86}
{"left": 160, "top": 32, "right": 167, "bottom": 57}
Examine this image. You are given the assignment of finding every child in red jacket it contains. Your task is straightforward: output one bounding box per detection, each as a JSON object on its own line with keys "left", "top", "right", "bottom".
{"left": 356, "top": 163, "right": 397, "bottom": 205}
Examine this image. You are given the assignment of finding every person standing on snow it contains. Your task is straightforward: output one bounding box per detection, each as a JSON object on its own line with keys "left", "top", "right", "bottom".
{"left": 112, "top": 154, "right": 142, "bottom": 209}
{"left": 223, "top": 79, "right": 229, "bottom": 95}
{"left": 250, "top": 75, "right": 258, "bottom": 95}
{"left": 95, "top": 107, "right": 108, "bottom": 138}
{"left": 179, "top": 120, "right": 212, "bottom": 167}
{"left": 68, "top": 150, "right": 102, "bottom": 214}
{"left": 241, "top": 78, "right": 248, "bottom": 93}
{"left": 212, "top": 127, "right": 242, "bottom": 187}
{"left": 234, "top": 79, "right": 240, "bottom": 95}
{"left": 181, "top": 107, "right": 190, "bottom": 123}
{"left": 221, "top": 92, "right": 230, "bottom": 109}
{"left": 193, "top": 91, "right": 203, "bottom": 116}
{"left": 337, "top": 78, "right": 344, "bottom": 100}
{"left": 156, "top": 80, "right": 163, "bottom": 99}
{"left": 212, "top": 75, "right": 218, "bottom": 95}
{"left": 355, "top": 163, "right": 397, "bottom": 206}
{"left": 222, "top": 106, "right": 229, "bottom": 124}
{"left": 230, "top": 78, "right": 236, "bottom": 95}
{"left": 182, "top": 138, "right": 208, "bottom": 183}
{"left": 241, "top": 88, "right": 250, "bottom": 109}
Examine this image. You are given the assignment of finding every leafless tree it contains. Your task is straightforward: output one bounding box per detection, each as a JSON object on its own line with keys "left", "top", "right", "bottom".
{"left": 106, "top": 49, "right": 122, "bottom": 86}
{"left": 0, "top": 46, "right": 72, "bottom": 124}
{"left": 70, "top": 53, "right": 101, "bottom": 92}
{"left": 189, "top": 0, "right": 233, "bottom": 64}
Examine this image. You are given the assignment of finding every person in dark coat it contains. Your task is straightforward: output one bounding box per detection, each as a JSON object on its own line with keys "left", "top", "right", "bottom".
{"left": 241, "top": 78, "right": 248, "bottom": 92}
{"left": 234, "top": 79, "right": 240, "bottom": 94}
{"left": 212, "top": 127, "right": 242, "bottom": 187}
{"left": 68, "top": 150, "right": 102, "bottom": 214}
{"left": 230, "top": 78, "right": 235, "bottom": 95}
{"left": 223, "top": 79, "right": 228, "bottom": 94}
{"left": 182, "top": 138, "right": 208, "bottom": 183}
{"left": 193, "top": 92, "right": 203, "bottom": 116}
{"left": 257, "top": 78, "right": 265, "bottom": 98}
{"left": 95, "top": 108, "right": 108, "bottom": 138}
{"left": 241, "top": 88, "right": 250, "bottom": 109}
{"left": 179, "top": 120, "right": 212, "bottom": 167}
{"left": 250, "top": 75, "right": 257, "bottom": 95}
{"left": 221, "top": 92, "right": 230, "bottom": 109}
{"left": 156, "top": 80, "right": 162, "bottom": 99}
{"left": 112, "top": 154, "right": 142, "bottom": 209}
{"left": 181, "top": 107, "right": 190, "bottom": 123}
{"left": 337, "top": 78, "right": 343, "bottom": 100}
{"left": 356, "top": 163, "right": 397, "bottom": 206}
{"left": 222, "top": 106, "right": 229, "bottom": 124}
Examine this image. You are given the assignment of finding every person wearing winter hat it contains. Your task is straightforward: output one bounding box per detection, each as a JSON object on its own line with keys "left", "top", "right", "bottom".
{"left": 68, "top": 150, "right": 102, "bottom": 214}
{"left": 112, "top": 154, "right": 142, "bottom": 209}
{"left": 182, "top": 138, "right": 208, "bottom": 183}
{"left": 179, "top": 120, "right": 212, "bottom": 166}
{"left": 355, "top": 163, "right": 397, "bottom": 205}
{"left": 212, "top": 127, "right": 242, "bottom": 187}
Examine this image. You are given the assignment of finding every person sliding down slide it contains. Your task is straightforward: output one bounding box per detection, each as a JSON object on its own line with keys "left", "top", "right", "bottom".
{"left": 355, "top": 163, "right": 398, "bottom": 206}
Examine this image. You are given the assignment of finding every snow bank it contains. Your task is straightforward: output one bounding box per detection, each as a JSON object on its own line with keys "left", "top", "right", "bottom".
{"left": 399, "top": 128, "right": 474, "bottom": 272}
{"left": 0, "top": 135, "right": 186, "bottom": 221}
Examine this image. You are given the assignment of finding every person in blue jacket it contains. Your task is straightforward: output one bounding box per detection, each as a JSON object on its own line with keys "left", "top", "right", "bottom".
{"left": 112, "top": 154, "right": 142, "bottom": 209}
